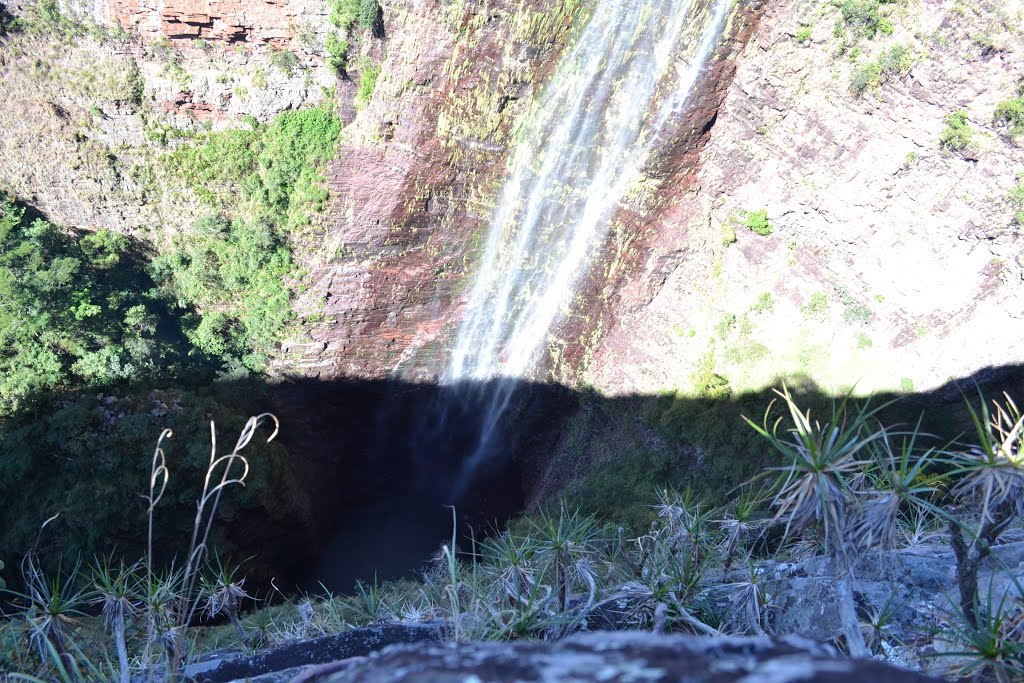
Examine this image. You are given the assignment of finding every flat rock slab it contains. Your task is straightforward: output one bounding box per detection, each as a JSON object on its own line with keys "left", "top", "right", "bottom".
{"left": 186, "top": 623, "right": 445, "bottom": 683}
{"left": 311, "top": 631, "right": 935, "bottom": 682}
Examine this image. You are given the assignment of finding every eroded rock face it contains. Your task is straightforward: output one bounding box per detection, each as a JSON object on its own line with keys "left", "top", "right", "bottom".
{"left": 311, "top": 631, "right": 933, "bottom": 682}
{"left": 588, "top": 0, "right": 1024, "bottom": 398}
{"left": 96, "top": 0, "right": 318, "bottom": 45}
{"left": 277, "top": 0, "right": 763, "bottom": 384}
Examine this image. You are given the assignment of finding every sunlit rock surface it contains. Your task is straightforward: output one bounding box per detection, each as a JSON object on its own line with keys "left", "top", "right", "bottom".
{"left": 589, "top": 0, "right": 1024, "bottom": 398}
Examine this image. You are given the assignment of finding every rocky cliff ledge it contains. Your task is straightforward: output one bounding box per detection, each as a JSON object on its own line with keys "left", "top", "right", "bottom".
{"left": 188, "top": 630, "right": 935, "bottom": 682}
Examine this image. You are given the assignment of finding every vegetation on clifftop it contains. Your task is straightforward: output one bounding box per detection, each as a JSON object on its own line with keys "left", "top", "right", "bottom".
{"left": 5, "top": 387, "right": 1024, "bottom": 681}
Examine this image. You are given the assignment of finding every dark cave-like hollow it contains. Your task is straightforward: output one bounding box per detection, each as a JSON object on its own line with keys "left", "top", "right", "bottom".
{"left": 267, "top": 363, "right": 1024, "bottom": 594}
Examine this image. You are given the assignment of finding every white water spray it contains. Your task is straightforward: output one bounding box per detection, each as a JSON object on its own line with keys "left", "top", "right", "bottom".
{"left": 441, "top": 0, "right": 732, "bottom": 487}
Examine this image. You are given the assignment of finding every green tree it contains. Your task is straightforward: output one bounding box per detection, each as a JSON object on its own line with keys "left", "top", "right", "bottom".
{"left": 0, "top": 196, "right": 193, "bottom": 412}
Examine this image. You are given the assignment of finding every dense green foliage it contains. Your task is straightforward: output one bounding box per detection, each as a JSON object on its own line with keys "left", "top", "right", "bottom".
{"left": 326, "top": 33, "right": 351, "bottom": 74}
{"left": 150, "top": 215, "right": 293, "bottom": 371}
{"left": 994, "top": 96, "right": 1024, "bottom": 138}
{"left": 328, "top": 0, "right": 380, "bottom": 31}
{"left": 358, "top": 0, "right": 381, "bottom": 30}
{"left": 940, "top": 110, "right": 973, "bottom": 152}
{"left": 325, "top": 0, "right": 378, "bottom": 74}
{"left": 839, "top": 0, "right": 894, "bottom": 38}
{"left": 0, "top": 197, "right": 195, "bottom": 413}
{"left": 161, "top": 107, "right": 341, "bottom": 370}
{"left": 165, "top": 107, "right": 340, "bottom": 232}
{"left": 269, "top": 49, "right": 299, "bottom": 75}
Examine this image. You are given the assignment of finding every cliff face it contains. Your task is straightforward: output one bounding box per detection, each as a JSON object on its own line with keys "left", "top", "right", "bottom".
{"left": 276, "top": 0, "right": 1024, "bottom": 403}
{"left": 0, "top": 0, "right": 336, "bottom": 236}
{"left": 588, "top": 0, "right": 1024, "bottom": 398}
{"left": 6, "top": 0, "right": 1020, "bottom": 395}
{"left": 4, "top": 0, "right": 1023, "bottom": 505}
{"left": 39, "top": 0, "right": 321, "bottom": 44}
{"left": 277, "top": 0, "right": 590, "bottom": 380}
{"left": 276, "top": 0, "right": 763, "bottom": 382}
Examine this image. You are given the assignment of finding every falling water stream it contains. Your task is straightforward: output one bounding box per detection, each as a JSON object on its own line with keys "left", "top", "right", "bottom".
{"left": 312, "top": 0, "right": 733, "bottom": 591}
{"left": 443, "top": 0, "right": 732, "bottom": 490}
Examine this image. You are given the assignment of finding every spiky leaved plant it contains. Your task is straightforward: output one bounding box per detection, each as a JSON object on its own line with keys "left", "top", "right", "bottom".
{"left": 716, "top": 484, "right": 769, "bottom": 572}
{"left": 715, "top": 559, "right": 771, "bottom": 635}
{"left": 849, "top": 422, "right": 944, "bottom": 554}
{"left": 88, "top": 557, "right": 140, "bottom": 683}
{"left": 530, "top": 504, "right": 601, "bottom": 614}
{"left": 745, "top": 385, "right": 893, "bottom": 657}
{"left": 937, "top": 573, "right": 1024, "bottom": 682}
{"left": 14, "top": 554, "right": 88, "bottom": 672}
{"left": 139, "top": 564, "right": 185, "bottom": 677}
{"left": 601, "top": 490, "right": 719, "bottom": 636}
{"left": 480, "top": 530, "right": 540, "bottom": 609}
{"left": 346, "top": 579, "right": 396, "bottom": 625}
{"left": 201, "top": 556, "right": 251, "bottom": 646}
{"left": 858, "top": 591, "right": 903, "bottom": 655}
{"left": 945, "top": 392, "right": 1024, "bottom": 631}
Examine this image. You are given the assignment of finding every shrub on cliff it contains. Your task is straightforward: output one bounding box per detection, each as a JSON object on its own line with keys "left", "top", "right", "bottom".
{"left": 940, "top": 110, "right": 973, "bottom": 153}
{"left": 994, "top": 96, "right": 1024, "bottom": 139}
{"left": 840, "top": 0, "right": 893, "bottom": 39}
{"left": 744, "top": 209, "right": 772, "bottom": 236}
{"left": 1010, "top": 183, "right": 1024, "bottom": 224}
{"left": 355, "top": 60, "right": 381, "bottom": 111}
{"left": 162, "top": 106, "right": 341, "bottom": 370}
{"left": 326, "top": 33, "right": 351, "bottom": 74}
{"left": 358, "top": 0, "right": 381, "bottom": 31}
{"left": 850, "top": 44, "right": 913, "bottom": 95}
{"left": 269, "top": 49, "right": 299, "bottom": 76}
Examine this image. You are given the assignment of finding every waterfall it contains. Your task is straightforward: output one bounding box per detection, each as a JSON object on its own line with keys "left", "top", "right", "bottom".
{"left": 439, "top": 0, "right": 732, "bottom": 492}
{"left": 315, "top": 0, "right": 734, "bottom": 592}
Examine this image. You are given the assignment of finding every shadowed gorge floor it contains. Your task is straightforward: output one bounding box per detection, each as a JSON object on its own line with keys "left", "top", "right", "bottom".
{"left": 3, "top": 362, "right": 1023, "bottom": 596}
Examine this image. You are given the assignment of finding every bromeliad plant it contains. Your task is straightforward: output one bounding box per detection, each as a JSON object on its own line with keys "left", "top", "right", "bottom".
{"left": 744, "top": 385, "right": 893, "bottom": 656}
{"left": 13, "top": 555, "right": 88, "bottom": 671}
{"left": 938, "top": 572, "right": 1024, "bottom": 682}
{"left": 88, "top": 558, "right": 140, "bottom": 683}
{"left": 201, "top": 556, "right": 252, "bottom": 647}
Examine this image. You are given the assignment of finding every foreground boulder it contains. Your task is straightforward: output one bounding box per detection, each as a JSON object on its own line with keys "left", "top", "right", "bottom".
{"left": 308, "top": 631, "right": 934, "bottom": 682}
{"left": 184, "top": 623, "right": 444, "bottom": 683}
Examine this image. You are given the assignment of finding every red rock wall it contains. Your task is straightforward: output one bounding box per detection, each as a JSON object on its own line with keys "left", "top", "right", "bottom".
{"left": 279, "top": 0, "right": 583, "bottom": 381}
{"left": 280, "top": 0, "right": 765, "bottom": 387}
{"left": 102, "top": 0, "right": 306, "bottom": 44}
